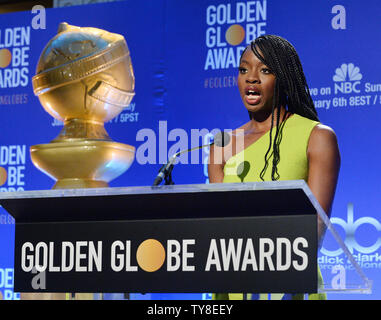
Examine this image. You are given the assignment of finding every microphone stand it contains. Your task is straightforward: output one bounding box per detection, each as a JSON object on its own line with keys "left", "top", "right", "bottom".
{"left": 154, "top": 143, "right": 214, "bottom": 186}
{"left": 164, "top": 165, "right": 175, "bottom": 185}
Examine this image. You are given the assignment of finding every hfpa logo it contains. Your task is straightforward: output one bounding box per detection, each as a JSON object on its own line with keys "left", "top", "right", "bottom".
{"left": 321, "top": 203, "right": 381, "bottom": 257}
{"left": 333, "top": 63, "right": 362, "bottom": 94}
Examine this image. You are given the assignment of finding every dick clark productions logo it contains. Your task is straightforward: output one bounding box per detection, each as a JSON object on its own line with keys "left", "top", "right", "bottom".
{"left": 321, "top": 203, "right": 381, "bottom": 257}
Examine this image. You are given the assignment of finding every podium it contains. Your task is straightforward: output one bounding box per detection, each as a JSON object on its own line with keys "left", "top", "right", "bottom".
{"left": 0, "top": 180, "right": 372, "bottom": 295}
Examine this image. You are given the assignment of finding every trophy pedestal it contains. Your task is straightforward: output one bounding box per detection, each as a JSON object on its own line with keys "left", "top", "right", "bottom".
{"left": 53, "top": 179, "right": 109, "bottom": 189}
{"left": 30, "top": 140, "right": 135, "bottom": 189}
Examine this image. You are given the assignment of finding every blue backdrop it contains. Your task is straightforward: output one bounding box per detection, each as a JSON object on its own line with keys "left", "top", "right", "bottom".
{"left": 0, "top": 0, "right": 380, "bottom": 300}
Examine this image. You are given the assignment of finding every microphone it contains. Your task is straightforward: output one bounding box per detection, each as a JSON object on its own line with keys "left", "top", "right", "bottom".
{"left": 237, "top": 161, "right": 251, "bottom": 182}
{"left": 213, "top": 130, "right": 231, "bottom": 148}
{"left": 152, "top": 131, "right": 230, "bottom": 186}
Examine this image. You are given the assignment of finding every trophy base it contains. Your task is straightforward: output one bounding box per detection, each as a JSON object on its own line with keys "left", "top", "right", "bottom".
{"left": 30, "top": 139, "right": 135, "bottom": 189}
{"left": 53, "top": 178, "right": 109, "bottom": 189}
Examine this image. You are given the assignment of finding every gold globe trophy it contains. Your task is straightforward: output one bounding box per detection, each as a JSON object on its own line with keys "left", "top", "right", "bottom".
{"left": 23, "top": 23, "right": 136, "bottom": 300}
{"left": 30, "top": 22, "right": 135, "bottom": 189}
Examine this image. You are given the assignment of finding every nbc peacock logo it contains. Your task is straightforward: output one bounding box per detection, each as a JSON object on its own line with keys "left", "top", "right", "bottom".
{"left": 333, "top": 63, "right": 363, "bottom": 94}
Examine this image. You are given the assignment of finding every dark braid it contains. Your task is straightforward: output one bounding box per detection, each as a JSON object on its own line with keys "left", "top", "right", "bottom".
{"left": 244, "top": 35, "right": 319, "bottom": 181}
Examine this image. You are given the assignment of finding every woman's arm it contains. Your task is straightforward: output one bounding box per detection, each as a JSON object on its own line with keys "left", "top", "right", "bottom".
{"left": 307, "top": 124, "right": 341, "bottom": 247}
{"left": 208, "top": 144, "right": 225, "bottom": 183}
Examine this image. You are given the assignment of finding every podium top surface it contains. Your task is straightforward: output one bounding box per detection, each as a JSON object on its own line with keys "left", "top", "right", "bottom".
{"left": 0, "top": 180, "right": 320, "bottom": 223}
{"left": 0, "top": 180, "right": 308, "bottom": 199}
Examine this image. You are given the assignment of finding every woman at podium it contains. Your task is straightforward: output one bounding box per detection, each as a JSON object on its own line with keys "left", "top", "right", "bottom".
{"left": 208, "top": 35, "right": 340, "bottom": 300}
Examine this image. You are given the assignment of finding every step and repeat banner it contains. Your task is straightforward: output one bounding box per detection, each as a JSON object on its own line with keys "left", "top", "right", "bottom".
{"left": 0, "top": 0, "right": 380, "bottom": 299}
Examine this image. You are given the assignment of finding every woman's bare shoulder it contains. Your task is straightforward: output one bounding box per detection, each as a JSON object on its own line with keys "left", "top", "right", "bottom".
{"left": 307, "top": 123, "right": 340, "bottom": 163}
{"left": 309, "top": 123, "right": 338, "bottom": 148}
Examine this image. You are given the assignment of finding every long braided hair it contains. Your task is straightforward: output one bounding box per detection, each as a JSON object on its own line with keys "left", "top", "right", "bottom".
{"left": 243, "top": 35, "right": 319, "bottom": 181}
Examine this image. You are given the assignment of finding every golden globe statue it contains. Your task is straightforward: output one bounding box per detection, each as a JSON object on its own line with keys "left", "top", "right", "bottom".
{"left": 31, "top": 22, "right": 135, "bottom": 189}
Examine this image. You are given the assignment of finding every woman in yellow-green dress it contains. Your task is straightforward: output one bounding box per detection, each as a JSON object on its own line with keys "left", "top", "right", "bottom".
{"left": 208, "top": 35, "right": 341, "bottom": 300}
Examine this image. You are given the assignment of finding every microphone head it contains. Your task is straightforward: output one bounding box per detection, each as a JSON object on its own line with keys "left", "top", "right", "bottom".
{"left": 237, "top": 161, "right": 251, "bottom": 182}
{"left": 213, "top": 130, "right": 231, "bottom": 147}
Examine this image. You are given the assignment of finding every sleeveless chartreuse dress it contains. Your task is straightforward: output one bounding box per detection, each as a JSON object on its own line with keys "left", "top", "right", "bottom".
{"left": 214, "top": 113, "right": 326, "bottom": 300}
